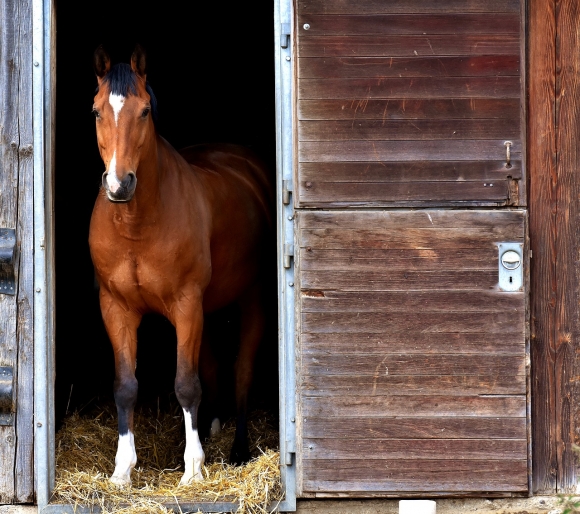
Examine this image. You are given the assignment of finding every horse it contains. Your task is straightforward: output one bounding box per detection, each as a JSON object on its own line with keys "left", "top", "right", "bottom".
{"left": 88, "top": 45, "right": 273, "bottom": 486}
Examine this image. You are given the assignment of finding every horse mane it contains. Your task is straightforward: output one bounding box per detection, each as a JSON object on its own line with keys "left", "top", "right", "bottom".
{"left": 100, "top": 63, "right": 158, "bottom": 122}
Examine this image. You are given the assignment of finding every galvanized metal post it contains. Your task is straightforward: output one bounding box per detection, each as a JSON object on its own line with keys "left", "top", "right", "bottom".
{"left": 33, "top": 0, "right": 55, "bottom": 509}
{"left": 274, "top": 0, "right": 297, "bottom": 509}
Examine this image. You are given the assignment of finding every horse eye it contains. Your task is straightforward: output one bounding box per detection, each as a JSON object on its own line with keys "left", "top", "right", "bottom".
{"left": 141, "top": 108, "right": 150, "bottom": 119}
{"left": 92, "top": 109, "right": 101, "bottom": 119}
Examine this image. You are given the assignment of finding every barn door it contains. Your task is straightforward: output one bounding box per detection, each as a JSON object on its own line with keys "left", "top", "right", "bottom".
{"left": 0, "top": 0, "right": 35, "bottom": 503}
{"left": 293, "top": 0, "right": 528, "bottom": 497}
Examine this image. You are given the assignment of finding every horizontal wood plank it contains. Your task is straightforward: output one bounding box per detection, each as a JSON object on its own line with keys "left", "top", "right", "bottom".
{"left": 300, "top": 250, "right": 501, "bottom": 271}
{"left": 302, "top": 374, "right": 526, "bottom": 396}
{"left": 298, "top": 161, "right": 522, "bottom": 181}
{"left": 298, "top": 35, "right": 521, "bottom": 57}
{"left": 299, "top": 56, "right": 520, "bottom": 79}
{"left": 298, "top": 180, "right": 509, "bottom": 204}
{"left": 297, "top": 14, "right": 520, "bottom": 36}
{"left": 301, "top": 332, "right": 525, "bottom": 355}
{"left": 299, "top": 77, "right": 520, "bottom": 100}
{"left": 299, "top": 119, "right": 520, "bottom": 141}
{"left": 302, "top": 395, "right": 526, "bottom": 418}
{"left": 303, "top": 438, "right": 527, "bottom": 460}
{"left": 298, "top": 0, "right": 520, "bottom": 15}
{"left": 298, "top": 209, "right": 525, "bottom": 229}
{"left": 300, "top": 269, "right": 499, "bottom": 290}
{"left": 299, "top": 140, "right": 522, "bottom": 162}
{"left": 298, "top": 99, "right": 522, "bottom": 121}
{"left": 301, "top": 226, "right": 523, "bottom": 248}
{"left": 302, "top": 417, "right": 527, "bottom": 440}
{"left": 303, "top": 461, "right": 528, "bottom": 492}
{"left": 302, "top": 353, "right": 525, "bottom": 375}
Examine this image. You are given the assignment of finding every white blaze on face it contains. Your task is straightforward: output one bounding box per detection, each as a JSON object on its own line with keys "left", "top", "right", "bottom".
{"left": 180, "top": 409, "right": 205, "bottom": 485}
{"left": 106, "top": 151, "right": 122, "bottom": 193}
{"left": 109, "top": 92, "right": 126, "bottom": 126}
{"left": 110, "top": 431, "right": 137, "bottom": 486}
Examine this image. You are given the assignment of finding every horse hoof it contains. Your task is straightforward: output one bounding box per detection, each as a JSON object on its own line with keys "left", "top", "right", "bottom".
{"left": 179, "top": 472, "right": 203, "bottom": 486}
{"left": 110, "top": 474, "right": 131, "bottom": 487}
{"left": 210, "top": 418, "right": 221, "bottom": 438}
{"left": 229, "top": 443, "right": 250, "bottom": 466}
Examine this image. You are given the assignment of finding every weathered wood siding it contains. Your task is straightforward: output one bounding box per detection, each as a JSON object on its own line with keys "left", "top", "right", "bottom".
{"left": 296, "top": 210, "right": 528, "bottom": 495}
{"left": 296, "top": 0, "right": 524, "bottom": 207}
{"left": 0, "top": 0, "right": 35, "bottom": 503}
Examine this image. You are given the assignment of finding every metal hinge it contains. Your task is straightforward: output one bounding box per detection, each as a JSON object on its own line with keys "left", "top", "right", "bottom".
{"left": 0, "top": 366, "right": 14, "bottom": 426}
{"left": 283, "top": 179, "right": 293, "bottom": 205}
{"left": 280, "top": 23, "right": 291, "bottom": 49}
{"left": 284, "top": 243, "right": 294, "bottom": 269}
{"left": 285, "top": 439, "right": 296, "bottom": 466}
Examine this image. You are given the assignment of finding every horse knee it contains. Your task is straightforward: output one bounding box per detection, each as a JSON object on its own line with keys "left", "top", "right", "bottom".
{"left": 175, "top": 373, "right": 202, "bottom": 410}
{"left": 114, "top": 376, "right": 138, "bottom": 410}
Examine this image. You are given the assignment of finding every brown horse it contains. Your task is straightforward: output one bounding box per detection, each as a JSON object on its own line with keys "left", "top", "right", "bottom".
{"left": 88, "top": 45, "right": 273, "bottom": 486}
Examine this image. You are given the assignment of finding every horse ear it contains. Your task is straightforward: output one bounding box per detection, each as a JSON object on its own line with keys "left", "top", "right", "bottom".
{"left": 94, "top": 45, "right": 111, "bottom": 81}
{"left": 131, "top": 44, "right": 147, "bottom": 79}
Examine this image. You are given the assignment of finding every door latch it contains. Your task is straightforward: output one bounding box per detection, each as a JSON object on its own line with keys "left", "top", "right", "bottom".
{"left": 0, "top": 367, "right": 14, "bottom": 426}
{"left": 498, "top": 242, "right": 523, "bottom": 291}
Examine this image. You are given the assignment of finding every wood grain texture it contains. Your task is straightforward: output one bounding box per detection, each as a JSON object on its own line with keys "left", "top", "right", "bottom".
{"left": 298, "top": 161, "right": 522, "bottom": 181}
{"left": 527, "top": 0, "right": 557, "bottom": 494}
{"left": 299, "top": 140, "right": 522, "bottom": 162}
{"left": 303, "top": 374, "right": 526, "bottom": 396}
{"left": 298, "top": 181, "right": 509, "bottom": 205}
{"left": 297, "top": 14, "right": 520, "bottom": 36}
{"left": 14, "top": 0, "right": 34, "bottom": 500}
{"left": 298, "top": 0, "right": 520, "bottom": 15}
{"left": 302, "top": 395, "right": 526, "bottom": 418}
{"left": 0, "top": 0, "right": 35, "bottom": 501}
{"left": 298, "top": 35, "right": 521, "bottom": 57}
{"left": 303, "top": 417, "right": 527, "bottom": 440}
{"left": 299, "top": 119, "right": 520, "bottom": 141}
{"left": 299, "top": 56, "right": 520, "bottom": 79}
{"left": 303, "top": 438, "right": 527, "bottom": 460}
{"left": 302, "top": 458, "right": 528, "bottom": 492}
{"left": 296, "top": 210, "right": 528, "bottom": 495}
{"left": 296, "top": 3, "right": 523, "bottom": 209}
{"left": 298, "top": 99, "right": 521, "bottom": 120}
{"left": 299, "top": 77, "right": 521, "bottom": 99}
{"left": 553, "top": 0, "right": 580, "bottom": 493}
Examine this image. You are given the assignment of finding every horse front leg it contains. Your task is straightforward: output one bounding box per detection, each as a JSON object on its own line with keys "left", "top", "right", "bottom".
{"left": 173, "top": 294, "right": 205, "bottom": 485}
{"left": 100, "top": 292, "right": 141, "bottom": 486}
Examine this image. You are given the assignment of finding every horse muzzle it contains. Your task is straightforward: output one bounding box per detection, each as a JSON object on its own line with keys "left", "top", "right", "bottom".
{"left": 102, "top": 171, "right": 137, "bottom": 203}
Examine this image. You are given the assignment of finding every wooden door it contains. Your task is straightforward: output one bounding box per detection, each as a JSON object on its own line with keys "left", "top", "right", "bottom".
{"left": 293, "top": 0, "right": 528, "bottom": 497}
{"left": 0, "top": 0, "right": 35, "bottom": 504}
{"left": 295, "top": 210, "right": 529, "bottom": 495}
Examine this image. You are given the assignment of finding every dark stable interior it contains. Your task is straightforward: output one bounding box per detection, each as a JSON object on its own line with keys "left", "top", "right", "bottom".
{"left": 54, "top": 0, "right": 277, "bottom": 433}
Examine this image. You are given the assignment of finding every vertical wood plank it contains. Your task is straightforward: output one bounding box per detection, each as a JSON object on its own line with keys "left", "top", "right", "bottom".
{"left": 15, "top": 0, "right": 34, "bottom": 500}
{"left": 554, "top": 0, "right": 580, "bottom": 493}
{"left": 528, "top": 0, "right": 558, "bottom": 494}
{"left": 0, "top": 0, "right": 21, "bottom": 502}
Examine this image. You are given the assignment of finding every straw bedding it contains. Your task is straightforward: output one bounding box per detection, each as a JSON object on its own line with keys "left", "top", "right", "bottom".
{"left": 53, "top": 404, "right": 282, "bottom": 513}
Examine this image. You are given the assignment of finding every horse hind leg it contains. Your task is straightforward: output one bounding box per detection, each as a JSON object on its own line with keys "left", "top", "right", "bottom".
{"left": 199, "top": 325, "right": 222, "bottom": 438}
{"left": 230, "top": 283, "right": 265, "bottom": 465}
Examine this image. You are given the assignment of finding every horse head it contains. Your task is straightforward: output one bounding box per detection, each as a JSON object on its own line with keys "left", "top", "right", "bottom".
{"left": 93, "top": 45, "right": 156, "bottom": 203}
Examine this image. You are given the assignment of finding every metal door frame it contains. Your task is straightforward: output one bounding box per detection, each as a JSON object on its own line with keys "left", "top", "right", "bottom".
{"left": 32, "top": 0, "right": 297, "bottom": 511}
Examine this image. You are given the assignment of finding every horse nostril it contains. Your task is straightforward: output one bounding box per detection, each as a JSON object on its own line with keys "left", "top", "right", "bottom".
{"left": 122, "top": 173, "right": 136, "bottom": 190}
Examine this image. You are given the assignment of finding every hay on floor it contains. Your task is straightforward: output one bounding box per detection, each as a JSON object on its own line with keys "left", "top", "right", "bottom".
{"left": 53, "top": 404, "right": 282, "bottom": 513}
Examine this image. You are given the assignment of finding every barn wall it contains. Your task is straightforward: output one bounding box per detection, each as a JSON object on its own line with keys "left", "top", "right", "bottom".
{"left": 528, "top": 0, "right": 580, "bottom": 494}
{"left": 0, "top": 0, "right": 35, "bottom": 503}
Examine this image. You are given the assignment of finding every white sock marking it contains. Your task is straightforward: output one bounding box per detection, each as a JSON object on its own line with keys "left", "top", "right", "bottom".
{"left": 111, "top": 431, "right": 137, "bottom": 486}
{"left": 106, "top": 151, "right": 121, "bottom": 193}
{"left": 109, "top": 92, "right": 125, "bottom": 126}
{"left": 180, "top": 409, "right": 205, "bottom": 485}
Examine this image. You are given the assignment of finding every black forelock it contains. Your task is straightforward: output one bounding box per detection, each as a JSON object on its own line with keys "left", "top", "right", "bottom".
{"left": 102, "top": 63, "right": 137, "bottom": 96}
{"left": 100, "top": 63, "right": 158, "bottom": 122}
